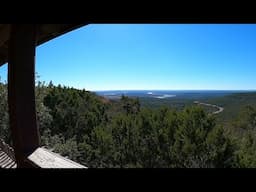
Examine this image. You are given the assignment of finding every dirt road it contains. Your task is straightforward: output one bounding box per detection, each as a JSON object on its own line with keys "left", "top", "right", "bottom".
{"left": 194, "top": 101, "right": 224, "bottom": 114}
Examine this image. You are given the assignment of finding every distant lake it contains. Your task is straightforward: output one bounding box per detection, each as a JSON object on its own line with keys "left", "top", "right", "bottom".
{"left": 94, "top": 90, "right": 254, "bottom": 100}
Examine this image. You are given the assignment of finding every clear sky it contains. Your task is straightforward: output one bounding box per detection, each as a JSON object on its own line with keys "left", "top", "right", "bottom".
{"left": 1, "top": 24, "right": 256, "bottom": 90}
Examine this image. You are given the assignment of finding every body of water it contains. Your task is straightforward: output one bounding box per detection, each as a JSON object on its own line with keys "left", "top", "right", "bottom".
{"left": 94, "top": 90, "right": 253, "bottom": 100}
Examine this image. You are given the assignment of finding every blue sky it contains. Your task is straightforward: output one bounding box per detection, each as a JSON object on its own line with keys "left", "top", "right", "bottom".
{"left": 1, "top": 24, "right": 256, "bottom": 90}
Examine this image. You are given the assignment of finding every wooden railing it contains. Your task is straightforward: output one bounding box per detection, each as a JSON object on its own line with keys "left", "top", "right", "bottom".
{"left": 27, "top": 147, "right": 87, "bottom": 168}
{"left": 0, "top": 138, "right": 87, "bottom": 168}
{"left": 0, "top": 138, "right": 16, "bottom": 161}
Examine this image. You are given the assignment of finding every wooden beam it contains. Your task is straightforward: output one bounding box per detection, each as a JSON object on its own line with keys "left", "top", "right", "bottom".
{"left": 8, "top": 24, "right": 39, "bottom": 168}
{"left": 0, "top": 24, "right": 10, "bottom": 47}
{"left": 27, "top": 147, "right": 87, "bottom": 168}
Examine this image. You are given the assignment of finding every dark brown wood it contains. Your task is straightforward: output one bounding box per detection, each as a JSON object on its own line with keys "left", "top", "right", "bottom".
{"left": 0, "top": 24, "right": 87, "bottom": 67}
{"left": 8, "top": 24, "right": 39, "bottom": 168}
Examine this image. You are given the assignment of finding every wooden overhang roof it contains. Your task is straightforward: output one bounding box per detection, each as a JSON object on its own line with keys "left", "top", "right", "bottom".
{"left": 0, "top": 24, "right": 87, "bottom": 67}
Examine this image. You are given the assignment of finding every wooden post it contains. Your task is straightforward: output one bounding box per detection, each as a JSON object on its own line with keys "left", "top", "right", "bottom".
{"left": 8, "top": 24, "right": 39, "bottom": 168}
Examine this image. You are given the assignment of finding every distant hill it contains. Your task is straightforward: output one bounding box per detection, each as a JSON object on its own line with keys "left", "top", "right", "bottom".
{"left": 201, "top": 92, "right": 256, "bottom": 123}
{"left": 140, "top": 92, "right": 256, "bottom": 122}
{"left": 134, "top": 91, "right": 256, "bottom": 125}
{"left": 96, "top": 90, "right": 249, "bottom": 111}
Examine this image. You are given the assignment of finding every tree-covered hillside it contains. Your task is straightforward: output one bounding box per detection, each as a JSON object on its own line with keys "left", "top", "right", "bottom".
{"left": 1, "top": 79, "right": 256, "bottom": 167}
{"left": 203, "top": 92, "right": 256, "bottom": 123}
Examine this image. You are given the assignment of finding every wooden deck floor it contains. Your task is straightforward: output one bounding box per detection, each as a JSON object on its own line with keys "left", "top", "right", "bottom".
{"left": 0, "top": 139, "right": 17, "bottom": 168}
{"left": 0, "top": 139, "right": 86, "bottom": 168}
{"left": 0, "top": 150, "right": 17, "bottom": 168}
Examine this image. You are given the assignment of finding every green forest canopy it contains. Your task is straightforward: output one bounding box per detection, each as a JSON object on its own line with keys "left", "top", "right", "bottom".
{"left": 1, "top": 80, "right": 256, "bottom": 168}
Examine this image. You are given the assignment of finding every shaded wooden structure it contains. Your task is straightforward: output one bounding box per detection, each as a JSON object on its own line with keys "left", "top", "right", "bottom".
{"left": 0, "top": 24, "right": 87, "bottom": 168}
{"left": 0, "top": 139, "right": 16, "bottom": 168}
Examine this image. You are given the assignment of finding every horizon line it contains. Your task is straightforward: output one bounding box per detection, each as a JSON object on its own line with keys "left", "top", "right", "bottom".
{"left": 90, "top": 89, "right": 256, "bottom": 92}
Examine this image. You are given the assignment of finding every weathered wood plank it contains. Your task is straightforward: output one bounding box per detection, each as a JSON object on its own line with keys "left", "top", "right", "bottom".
{"left": 0, "top": 152, "right": 5, "bottom": 158}
{"left": 0, "top": 152, "right": 16, "bottom": 168}
{"left": 0, "top": 156, "right": 9, "bottom": 164}
{"left": 0, "top": 139, "right": 17, "bottom": 168}
{"left": 0, "top": 139, "right": 15, "bottom": 161}
{"left": 1, "top": 158, "right": 13, "bottom": 167}
{"left": 5, "top": 161, "right": 15, "bottom": 168}
{"left": 27, "top": 147, "right": 87, "bottom": 168}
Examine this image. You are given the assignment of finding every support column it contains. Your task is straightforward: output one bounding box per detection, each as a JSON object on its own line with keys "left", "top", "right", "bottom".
{"left": 8, "top": 24, "right": 39, "bottom": 168}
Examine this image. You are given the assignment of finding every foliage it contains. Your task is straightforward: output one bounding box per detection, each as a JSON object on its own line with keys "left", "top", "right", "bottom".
{"left": 1, "top": 76, "right": 256, "bottom": 167}
{"left": 0, "top": 81, "right": 10, "bottom": 143}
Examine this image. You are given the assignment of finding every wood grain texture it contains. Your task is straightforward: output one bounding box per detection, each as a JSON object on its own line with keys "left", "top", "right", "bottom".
{"left": 27, "top": 147, "right": 87, "bottom": 168}
{"left": 0, "top": 149, "right": 17, "bottom": 168}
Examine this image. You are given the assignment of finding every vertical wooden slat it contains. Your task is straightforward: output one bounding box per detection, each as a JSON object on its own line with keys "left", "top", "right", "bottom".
{"left": 8, "top": 24, "right": 39, "bottom": 168}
